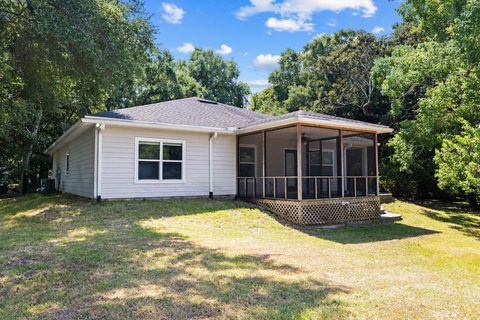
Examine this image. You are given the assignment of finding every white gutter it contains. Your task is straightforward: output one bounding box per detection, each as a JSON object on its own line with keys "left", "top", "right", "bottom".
{"left": 83, "top": 116, "right": 236, "bottom": 135}
{"left": 208, "top": 132, "right": 218, "bottom": 198}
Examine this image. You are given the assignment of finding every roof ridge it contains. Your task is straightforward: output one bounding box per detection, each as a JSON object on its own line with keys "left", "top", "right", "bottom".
{"left": 99, "top": 97, "right": 198, "bottom": 113}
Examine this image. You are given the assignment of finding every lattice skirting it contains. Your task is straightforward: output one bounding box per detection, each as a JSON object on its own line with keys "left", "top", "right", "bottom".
{"left": 250, "top": 197, "right": 381, "bottom": 225}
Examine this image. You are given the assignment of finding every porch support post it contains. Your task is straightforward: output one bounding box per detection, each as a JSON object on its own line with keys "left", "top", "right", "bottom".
{"left": 262, "top": 130, "right": 266, "bottom": 198}
{"left": 339, "top": 129, "right": 344, "bottom": 198}
{"left": 296, "top": 123, "right": 303, "bottom": 200}
{"left": 374, "top": 133, "right": 379, "bottom": 196}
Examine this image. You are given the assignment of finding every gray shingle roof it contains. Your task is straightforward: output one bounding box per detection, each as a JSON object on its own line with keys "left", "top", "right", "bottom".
{"left": 94, "top": 97, "right": 272, "bottom": 128}
{"left": 92, "top": 97, "right": 390, "bottom": 131}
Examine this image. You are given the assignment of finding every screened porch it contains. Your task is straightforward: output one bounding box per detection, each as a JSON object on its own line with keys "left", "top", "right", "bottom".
{"left": 237, "top": 124, "right": 379, "bottom": 201}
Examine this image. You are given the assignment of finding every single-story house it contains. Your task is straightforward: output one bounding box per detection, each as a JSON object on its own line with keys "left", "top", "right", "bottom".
{"left": 46, "top": 97, "right": 393, "bottom": 225}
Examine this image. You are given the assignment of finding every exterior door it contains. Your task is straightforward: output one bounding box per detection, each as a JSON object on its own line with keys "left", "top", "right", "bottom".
{"left": 345, "top": 148, "right": 364, "bottom": 196}
{"left": 346, "top": 148, "right": 364, "bottom": 176}
{"left": 284, "top": 150, "right": 297, "bottom": 192}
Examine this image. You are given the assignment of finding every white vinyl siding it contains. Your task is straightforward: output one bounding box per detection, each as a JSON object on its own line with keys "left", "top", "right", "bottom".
{"left": 53, "top": 126, "right": 95, "bottom": 198}
{"left": 100, "top": 125, "right": 236, "bottom": 199}
{"left": 212, "top": 134, "right": 237, "bottom": 195}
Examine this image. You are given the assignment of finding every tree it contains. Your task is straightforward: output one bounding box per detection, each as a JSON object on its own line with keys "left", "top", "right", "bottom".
{"left": 251, "top": 30, "right": 390, "bottom": 122}
{"left": 372, "top": 0, "right": 480, "bottom": 200}
{"left": 0, "top": 0, "right": 155, "bottom": 192}
{"left": 435, "top": 123, "right": 480, "bottom": 207}
{"left": 106, "top": 48, "right": 251, "bottom": 109}
{"left": 250, "top": 87, "right": 284, "bottom": 115}
{"left": 186, "top": 49, "right": 250, "bottom": 107}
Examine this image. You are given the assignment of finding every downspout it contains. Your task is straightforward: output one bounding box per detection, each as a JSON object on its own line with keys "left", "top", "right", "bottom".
{"left": 209, "top": 132, "right": 218, "bottom": 198}
{"left": 95, "top": 123, "right": 105, "bottom": 202}
{"left": 93, "top": 126, "right": 98, "bottom": 199}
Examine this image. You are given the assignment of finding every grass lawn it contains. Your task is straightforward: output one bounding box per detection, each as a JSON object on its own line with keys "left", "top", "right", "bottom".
{"left": 0, "top": 195, "right": 479, "bottom": 319}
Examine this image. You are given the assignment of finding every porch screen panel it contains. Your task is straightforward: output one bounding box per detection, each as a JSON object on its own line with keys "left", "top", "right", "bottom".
{"left": 265, "top": 126, "right": 297, "bottom": 199}
{"left": 301, "top": 126, "right": 341, "bottom": 199}
{"left": 342, "top": 131, "right": 376, "bottom": 196}
{"left": 238, "top": 132, "right": 264, "bottom": 198}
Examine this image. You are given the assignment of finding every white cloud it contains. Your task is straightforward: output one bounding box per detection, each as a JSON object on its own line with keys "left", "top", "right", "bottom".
{"left": 327, "top": 19, "right": 337, "bottom": 27}
{"left": 253, "top": 54, "right": 281, "bottom": 71}
{"left": 176, "top": 42, "right": 195, "bottom": 53}
{"left": 236, "top": 0, "right": 377, "bottom": 20}
{"left": 236, "top": 0, "right": 276, "bottom": 20}
{"left": 246, "top": 79, "right": 271, "bottom": 88}
{"left": 266, "top": 17, "right": 314, "bottom": 32}
{"left": 216, "top": 44, "right": 233, "bottom": 55}
{"left": 371, "top": 26, "right": 385, "bottom": 35}
{"left": 162, "top": 3, "right": 185, "bottom": 24}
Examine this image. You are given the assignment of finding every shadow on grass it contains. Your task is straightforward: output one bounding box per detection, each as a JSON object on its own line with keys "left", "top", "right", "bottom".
{"left": 0, "top": 194, "right": 79, "bottom": 217}
{"left": 93, "top": 197, "right": 257, "bottom": 220}
{"left": 0, "top": 195, "right": 350, "bottom": 319}
{"left": 417, "top": 201, "right": 480, "bottom": 240}
{"left": 301, "top": 223, "right": 439, "bottom": 244}
{"left": 251, "top": 201, "right": 440, "bottom": 244}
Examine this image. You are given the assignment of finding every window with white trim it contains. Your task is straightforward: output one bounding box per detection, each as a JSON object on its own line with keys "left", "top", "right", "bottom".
{"left": 239, "top": 146, "right": 256, "bottom": 177}
{"left": 136, "top": 139, "right": 185, "bottom": 182}
{"left": 65, "top": 153, "right": 70, "bottom": 176}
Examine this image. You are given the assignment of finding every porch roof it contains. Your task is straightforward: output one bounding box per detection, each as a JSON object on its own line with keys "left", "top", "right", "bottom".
{"left": 238, "top": 110, "right": 393, "bottom": 135}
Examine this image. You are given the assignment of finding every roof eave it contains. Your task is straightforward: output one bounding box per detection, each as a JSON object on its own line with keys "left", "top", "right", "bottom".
{"left": 299, "top": 116, "right": 394, "bottom": 134}
{"left": 236, "top": 116, "right": 393, "bottom": 135}
{"left": 83, "top": 115, "right": 237, "bottom": 134}
{"left": 45, "top": 120, "right": 92, "bottom": 155}
{"left": 46, "top": 114, "right": 393, "bottom": 156}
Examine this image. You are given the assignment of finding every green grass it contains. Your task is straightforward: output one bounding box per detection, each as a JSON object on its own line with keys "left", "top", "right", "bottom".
{"left": 0, "top": 194, "right": 479, "bottom": 319}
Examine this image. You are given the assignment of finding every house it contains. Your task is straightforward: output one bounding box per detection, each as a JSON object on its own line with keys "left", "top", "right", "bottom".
{"left": 46, "top": 97, "right": 393, "bottom": 225}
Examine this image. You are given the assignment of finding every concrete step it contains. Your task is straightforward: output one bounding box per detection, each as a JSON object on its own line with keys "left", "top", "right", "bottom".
{"left": 380, "top": 210, "right": 402, "bottom": 223}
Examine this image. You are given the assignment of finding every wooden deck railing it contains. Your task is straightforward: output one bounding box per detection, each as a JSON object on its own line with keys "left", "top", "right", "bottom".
{"left": 237, "top": 176, "right": 378, "bottom": 200}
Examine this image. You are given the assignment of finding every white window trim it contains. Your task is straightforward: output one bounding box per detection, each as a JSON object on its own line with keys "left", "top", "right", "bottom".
{"left": 239, "top": 144, "right": 257, "bottom": 177}
{"left": 65, "top": 152, "right": 70, "bottom": 176}
{"left": 134, "top": 137, "right": 186, "bottom": 184}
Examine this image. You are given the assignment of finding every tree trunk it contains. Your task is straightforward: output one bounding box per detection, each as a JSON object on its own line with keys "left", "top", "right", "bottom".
{"left": 21, "top": 108, "right": 43, "bottom": 194}
{"left": 468, "top": 193, "right": 480, "bottom": 209}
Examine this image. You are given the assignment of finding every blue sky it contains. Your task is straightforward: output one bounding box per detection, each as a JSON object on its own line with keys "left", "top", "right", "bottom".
{"left": 142, "top": 0, "right": 402, "bottom": 92}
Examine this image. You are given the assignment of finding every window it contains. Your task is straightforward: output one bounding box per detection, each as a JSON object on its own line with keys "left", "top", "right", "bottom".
{"left": 239, "top": 146, "right": 256, "bottom": 177}
{"left": 322, "top": 151, "right": 334, "bottom": 166}
{"left": 136, "top": 138, "right": 185, "bottom": 183}
{"left": 309, "top": 149, "right": 334, "bottom": 176}
{"left": 65, "top": 153, "right": 70, "bottom": 176}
